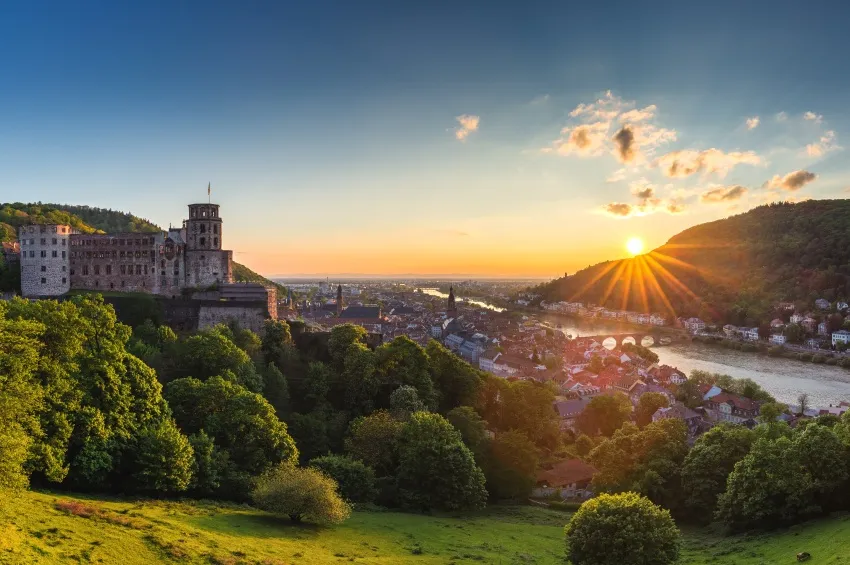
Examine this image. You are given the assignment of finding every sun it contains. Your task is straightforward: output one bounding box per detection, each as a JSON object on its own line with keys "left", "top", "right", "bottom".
{"left": 626, "top": 237, "right": 645, "bottom": 256}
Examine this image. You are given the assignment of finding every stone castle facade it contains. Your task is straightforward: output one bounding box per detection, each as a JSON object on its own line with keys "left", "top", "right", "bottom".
{"left": 20, "top": 202, "right": 233, "bottom": 298}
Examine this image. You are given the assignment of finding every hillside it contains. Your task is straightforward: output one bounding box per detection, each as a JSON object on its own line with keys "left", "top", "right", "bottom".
{"left": 537, "top": 200, "right": 850, "bottom": 325}
{"left": 0, "top": 203, "right": 280, "bottom": 291}
{"left": 1, "top": 489, "right": 847, "bottom": 564}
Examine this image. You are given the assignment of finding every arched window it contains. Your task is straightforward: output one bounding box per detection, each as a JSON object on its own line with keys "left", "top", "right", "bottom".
{"left": 200, "top": 237, "right": 206, "bottom": 246}
{"left": 213, "top": 225, "right": 218, "bottom": 234}
{"left": 200, "top": 224, "right": 206, "bottom": 233}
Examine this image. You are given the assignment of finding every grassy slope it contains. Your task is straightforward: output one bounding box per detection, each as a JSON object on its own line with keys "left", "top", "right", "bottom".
{"left": 2, "top": 490, "right": 849, "bottom": 564}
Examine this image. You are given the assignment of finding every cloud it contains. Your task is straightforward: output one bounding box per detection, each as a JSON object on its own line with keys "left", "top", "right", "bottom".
{"left": 763, "top": 170, "right": 817, "bottom": 191}
{"left": 804, "top": 111, "right": 823, "bottom": 124}
{"left": 601, "top": 178, "right": 686, "bottom": 217}
{"left": 530, "top": 94, "right": 550, "bottom": 105}
{"left": 655, "top": 148, "right": 762, "bottom": 178}
{"left": 455, "top": 114, "right": 480, "bottom": 141}
{"left": 619, "top": 105, "right": 657, "bottom": 123}
{"left": 806, "top": 130, "right": 839, "bottom": 157}
{"left": 775, "top": 112, "right": 788, "bottom": 122}
{"left": 545, "top": 92, "right": 676, "bottom": 163}
{"left": 606, "top": 168, "right": 628, "bottom": 183}
{"left": 745, "top": 116, "right": 760, "bottom": 130}
{"left": 700, "top": 185, "right": 748, "bottom": 203}
{"left": 554, "top": 122, "right": 609, "bottom": 156}
{"left": 613, "top": 126, "right": 637, "bottom": 163}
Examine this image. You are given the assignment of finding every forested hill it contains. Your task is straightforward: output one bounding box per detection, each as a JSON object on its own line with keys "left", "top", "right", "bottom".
{"left": 0, "top": 202, "right": 280, "bottom": 290}
{"left": 536, "top": 200, "right": 850, "bottom": 325}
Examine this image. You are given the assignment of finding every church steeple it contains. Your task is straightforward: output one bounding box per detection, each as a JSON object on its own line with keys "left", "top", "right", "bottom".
{"left": 336, "top": 284, "right": 344, "bottom": 317}
{"left": 447, "top": 285, "right": 457, "bottom": 318}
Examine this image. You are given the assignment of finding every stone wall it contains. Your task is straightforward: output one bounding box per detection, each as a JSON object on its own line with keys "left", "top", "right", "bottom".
{"left": 70, "top": 233, "right": 161, "bottom": 293}
{"left": 19, "top": 224, "right": 72, "bottom": 297}
{"left": 184, "top": 249, "right": 232, "bottom": 289}
{"left": 198, "top": 301, "right": 269, "bottom": 333}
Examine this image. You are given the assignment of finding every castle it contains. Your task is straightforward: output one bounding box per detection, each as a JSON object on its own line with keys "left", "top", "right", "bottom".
{"left": 19, "top": 202, "right": 232, "bottom": 297}
{"left": 18, "top": 202, "right": 276, "bottom": 332}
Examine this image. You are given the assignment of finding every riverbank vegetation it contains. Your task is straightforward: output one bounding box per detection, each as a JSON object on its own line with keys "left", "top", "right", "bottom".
{"left": 692, "top": 334, "right": 850, "bottom": 369}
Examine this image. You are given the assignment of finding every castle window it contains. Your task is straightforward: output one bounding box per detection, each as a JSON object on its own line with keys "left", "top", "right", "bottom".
{"left": 62, "top": 265, "right": 66, "bottom": 272}
{"left": 83, "top": 265, "right": 89, "bottom": 275}
{"left": 200, "top": 224, "right": 206, "bottom": 233}
{"left": 94, "top": 265, "right": 100, "bottom": 275}
{"left": 41, "top": 277, "right": 46, "bottom": 284}
{"left": 214, "top": 238, "right": 218, "bottom": 247}
{"left": 202, "top": 210, "right": 207, "bottom": 217}
{"left": 41, "top": 238, "right": 46, "bottom": 245}
{"left": 120, "top": 265, "right": 126, "bottom": 275}
{"left": 213, "top": 225, "right": 218, "bottom": 234}
{"left": 62, "top": 251, "right": 66, "bottom": 259}
{"left": 41, "top": 266, "right": 46, "bottom": 272}
{"left": 121, "top": 281, "right": 125, "bottom": 287}
{"left": 62, "top": 240, "right": 66, "bottom": 246}
{"left": 144, "top": 265, "right": 148, "bottom": 275}
{"left": 29, "top": 251, "right": 34, "bottom": 258}
{"left": 136, "top": 265, "right": 142, "bottom": 275}
{"left": 106, "top": 265, "right": 112, "bottom": 275}
{"left": 95, "top": 280, "right": 99, "bottom": 287}
{"left": 86, "top": 252, "right": 92, "bottom": 258}
{"left": 120, "top": 239, "right": 125, "bottom": 245}
{"left": 174, "top": 276, "right": 179, "bottom": 286}
{"left": 199, "top": 237, "right": 206, "bottom": 246}
{"left": 135, "top": 251, "right": 140, "bottom": 258}
{"left": 62, "top": 277, "right": 66, "bottom": 284}
{"left": 70, "top": 269, "right": 75, "bottom": 275}
{"left": 52, "top": 250, "right": 57, "bottom": 258}
{"left": 40, "top": 251, "right": 46, "bottom": 258}
{"left": 52, "top": 238, "right": 57, "bottom": 244}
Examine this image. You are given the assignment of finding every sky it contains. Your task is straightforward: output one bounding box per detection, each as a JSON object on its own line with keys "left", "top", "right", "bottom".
{"left": 2, "top": 1, "right": 850, "bottom": 279}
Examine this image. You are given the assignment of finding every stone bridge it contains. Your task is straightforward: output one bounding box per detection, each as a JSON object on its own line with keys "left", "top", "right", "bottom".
{"left": 574, "top": 332, "right": 684, "bottom": 348}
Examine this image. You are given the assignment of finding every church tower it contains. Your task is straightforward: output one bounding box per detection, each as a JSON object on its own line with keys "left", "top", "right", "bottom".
{"left": 336, "top": 284, "right": 344, "bottom": 316}
{"left": 447, "top": 285, "right": 457, "bottom": 318}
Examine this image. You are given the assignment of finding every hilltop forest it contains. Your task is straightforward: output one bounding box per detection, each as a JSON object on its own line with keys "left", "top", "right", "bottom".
{"left": 0, "top": 202, "right": 280, "bottom": 291}
{"left": 536, "top": 200, "right": 850, "bottom": 326}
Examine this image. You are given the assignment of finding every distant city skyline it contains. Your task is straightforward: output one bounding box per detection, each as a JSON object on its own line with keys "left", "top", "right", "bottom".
{"left": 3, "top": 1, "right": 850, "bottom": 278}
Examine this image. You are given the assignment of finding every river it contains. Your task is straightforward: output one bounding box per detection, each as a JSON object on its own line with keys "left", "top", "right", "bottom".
{"left": 418, "top": 288, "right": 506, "bottom": 312}
{"left": 535, "top": 313, "right": 850, "bottom": 407}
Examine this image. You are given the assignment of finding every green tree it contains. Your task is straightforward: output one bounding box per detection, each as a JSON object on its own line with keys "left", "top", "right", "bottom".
{"left": 635, "top": 392, "right": 669, "bottom": 427}
{"left": 564, "top": 492, "right": 680, "bottom": 565}
{"left": 340, "top": 342, "right": 379, "bottom": 415}
{"left": 446, "top": 406, "right": 487, "bottom": 453}
{"left": 165, "top": 376, "right": 298, "bottom": 500}
{"left": 328, "top": 324, "right": 369, "bottom": 370}
{"left": 499, "top": 380, "right": 560, "bottom": 449}
{"left": 480, "top": 430, "right": 539, "bottom": 499}
{"left": 574, "top": 434, "right": 595, "bottom": 458}
{"left": 425, "top": 340, "right": 483, "bottom": 412}
{"left": 576, "top": 393, "right": 632, "bottom": 437}
{"left": 187, "top": 430, "right": 226, "bottom": 496}
{"left": 344, "top": 410, "right": 403, "bottom": 477}
{"left": 172, "top": 325, "right": 261, "bottom": 391}
{"left": 310, "top": 454, "right": 377, "bottom": 503}
{"left": 262, "top": 363, "right": 290, "bottom": 418}
{"left": 396, "top": 412, "right": 487, "bottom": 511}
{"left": 252, "top": 464, "right": 351, "bottom": 524}
{"left": 389, "top": 385, "right": 425, "bottom": 420}
{"left": 680, "top": 424, "right": 756, "bottom": 520}
{"left": 129, "top": 419, "right": 194, "bottom": 494}
{"left": 375, "top": 336, "right": 434, "bottom": 407}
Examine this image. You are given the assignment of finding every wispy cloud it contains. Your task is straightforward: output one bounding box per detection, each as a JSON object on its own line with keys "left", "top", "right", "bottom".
{"left": 655, "top": 148, "right": 761, "bottom": 178}
{"left": 763, "top": 169, "right": 817, "bottom": 191}
{"left": 455, "top": 114, "right": 480, "bottom": 141}
{"left": 745, "top": 116, "right": 760, "bottom": 130}
{"left": 530, "top": 94, "right": 550, "bottom": 105}
{"left": 805, "top": 130, "right": 839, "bottom": 157}
{"left": 775, "top": 111, "right": 788, "bottom": 122}
{"left": 544, "top": 91, "right": 675, "bottom": 164}
{"left": 600, "top": 178, "right": 685, "bottom": 217}
{"left": 700, "top": 185, "right": 748, "bottom": 203}
{"left": 804, "top": 111, "right": 823, "bottom": 124}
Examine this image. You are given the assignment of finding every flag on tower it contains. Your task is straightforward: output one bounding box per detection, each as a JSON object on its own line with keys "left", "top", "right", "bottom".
{"left": 207, "top": 182, "right": 210, "bottom": 196}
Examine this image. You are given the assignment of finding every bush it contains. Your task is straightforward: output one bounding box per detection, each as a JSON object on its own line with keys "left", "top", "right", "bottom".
{"left": 564, "top": 492, "right": 680, "bottom": 565}
{"left": 309, "top": 454, "right": 377, "bottom": 504}
{"left": 812, "top": 354, "right": 826, "bottom": 364}
{"left": 129, "top": 420, "right": 194, "bottom": 494}
{"left": 548, "top": 500, "right": 583, "bottom": 512}
{"left": 252, "top": 464, "right": 351, "bottom": 525}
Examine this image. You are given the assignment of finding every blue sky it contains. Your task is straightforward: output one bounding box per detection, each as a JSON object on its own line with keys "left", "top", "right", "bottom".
{"left": 1, "top": 1, "right": 849, "bottom": 277}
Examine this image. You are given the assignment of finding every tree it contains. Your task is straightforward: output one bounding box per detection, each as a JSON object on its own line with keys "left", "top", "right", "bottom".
{"left": 784, "top": 323, "right": 805, "bottom": 343}
{"left": 576, "top": 393, "right": 632, "bottom": 437}
{"left": 499, "top": 380, "right": 560, "bottom": 450}
{"left": 564, "top": 492, "right": 680, "bottom": 565}
{"left": 635, "top": 392, "right": 669, "bottom": 427}
{"left": 327, "top": 324, "right": 369, "bottom": 370}
{"left": 165, "top": 376, "right": 298, "bottom": 500}
{"left": 797, "top": 393, "right": 809, "bottom": 416}
{"left": 680, "top": 424, "right": 756, "bottom": 520}
{"left": 395, "top": 412, "right": 487, "bottom": 511}
{"left": 172, "top": 326, "right": 261, "bottom": 391}
{"left": 129, "top": 419, "right": 194, "bottom": 494}
{"left": 587, "top": 355, "right": 605, "bottom": 374}
{"left": 262, "top": 363, "right": 290, "bottom": 418}
{"left": 574, "top": 434, "right": 595, "bottom": 458}
{"left": 426, "top": 340, "right": 483, "bottom": 412}
{"left": 187, "top": 430, "right": 226, "bottom": 496}
{"left": 389, "top": 385, "right": 425, "bottom": 420}
{"left": 339, "top": 342, "right": 379, "bottom": 415}
{"left": 310, "top": 454, "right": 377, "bottom": 503}
{"left": 344, "top": 410, "right": 403, "bottom": 477}
{"left": 480, "top": 430, "right": 539, "bottom": 499}
{"left": 375, "top": 336, "right": 434, "bottom": 407}
{"left": 446, "top": 406, "right": 487, "bottom": 452}
{"left": 252, "top": 464, "right": 351, "bottom": 525}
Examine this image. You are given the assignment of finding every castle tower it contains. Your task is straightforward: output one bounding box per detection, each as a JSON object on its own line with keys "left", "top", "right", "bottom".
{"left": 18, "top": 224, "right": 73, "bottom": 297}
{"left": 447, "top": 285, "right": 457, "bottom": 318}
{"left": 183, "top": 201, "right": 232, "bottom": 287}
{"left": 336, "top": 284, "right": 344, "bottom": 316}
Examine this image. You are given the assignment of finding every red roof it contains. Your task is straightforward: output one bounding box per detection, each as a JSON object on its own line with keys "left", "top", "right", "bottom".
{"left": 709, "top": 392, "right": 760, "bottom": 412}
{"left": 536, "top": 459, "right": 597, "bottom": 488}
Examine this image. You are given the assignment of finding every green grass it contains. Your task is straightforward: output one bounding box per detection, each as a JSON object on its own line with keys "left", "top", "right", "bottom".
{"left": 2, "top": 490, "right": 850, "bottom": 564}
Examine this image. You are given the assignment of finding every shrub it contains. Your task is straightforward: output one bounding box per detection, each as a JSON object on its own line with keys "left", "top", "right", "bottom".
{"left": 564, "top": 492, "right": 680, "bottom": 565}
{"left": 548, "top": 500, "right": 583, "bottom": 512}
{"left": 252, "top": 464, "right": 351, "bottom": 525}
{"left": 309, "top": 454, "right": 377, "bottom": 504}
{"left": 129, "top": 420, "right": 194, "bottom": 494}
{"left": 812, "top": 354, "right": 826, "bottom": 364}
